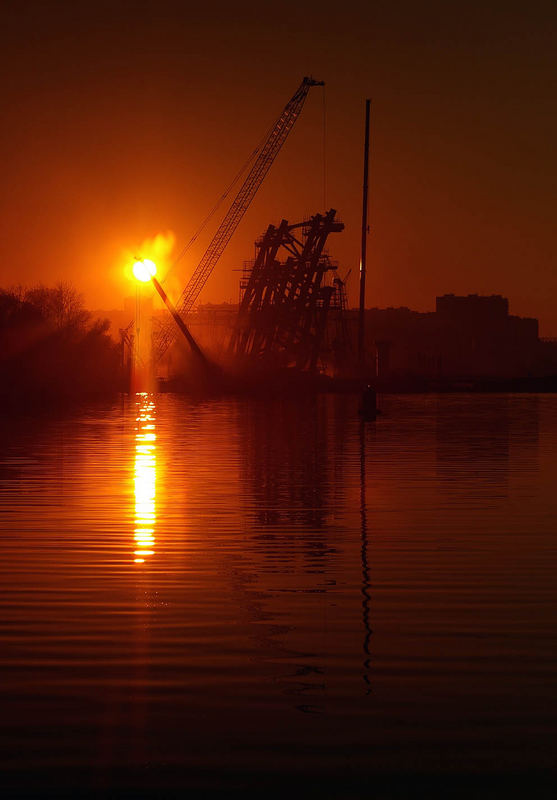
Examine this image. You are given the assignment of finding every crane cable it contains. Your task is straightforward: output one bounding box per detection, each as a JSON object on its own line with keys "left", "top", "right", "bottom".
{"left": 162, "top": 114, "right": 282, "bottom": 286}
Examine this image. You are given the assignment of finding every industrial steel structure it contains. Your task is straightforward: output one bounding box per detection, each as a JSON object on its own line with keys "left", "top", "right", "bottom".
{"left": 153, "top": 76, "right": 324, "bottom": 362}
{"left": 229, "top": 209, "right": 345, "bottom": 372}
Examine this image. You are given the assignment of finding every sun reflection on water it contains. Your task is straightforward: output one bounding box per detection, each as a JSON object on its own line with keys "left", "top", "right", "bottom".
{"left": 134, "top": 393, "right": 156, "bottom": 564}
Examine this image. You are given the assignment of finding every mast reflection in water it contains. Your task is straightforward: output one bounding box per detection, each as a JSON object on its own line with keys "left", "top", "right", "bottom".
{"left": 134, "top": 393, "right": 156, "bottom": 563}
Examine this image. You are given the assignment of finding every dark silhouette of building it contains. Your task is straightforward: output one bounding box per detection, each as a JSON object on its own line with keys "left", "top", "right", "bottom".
{"left": 108, "top": 291, "right": 557, "bottom": 385}
{"left": 351, "top": 294, "right": 557, "bottom": 382}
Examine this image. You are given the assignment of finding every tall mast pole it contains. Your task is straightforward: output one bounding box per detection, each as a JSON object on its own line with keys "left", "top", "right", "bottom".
{"left": 358, "top": 99, "right": 371, "bottom": 367}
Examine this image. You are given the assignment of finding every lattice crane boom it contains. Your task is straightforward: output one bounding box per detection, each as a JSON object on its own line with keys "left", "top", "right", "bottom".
{"left": 154, "top": 76, "right": 323, "bottom": 360}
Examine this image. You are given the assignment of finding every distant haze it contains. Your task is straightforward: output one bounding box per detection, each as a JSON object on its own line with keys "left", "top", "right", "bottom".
{"left": 1, "top": 2, "right": 556, "bottom": 333}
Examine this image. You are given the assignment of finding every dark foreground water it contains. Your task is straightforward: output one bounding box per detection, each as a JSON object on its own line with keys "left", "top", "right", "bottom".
{"left": 1, "top": 393, "right": 556, "bottom": 797}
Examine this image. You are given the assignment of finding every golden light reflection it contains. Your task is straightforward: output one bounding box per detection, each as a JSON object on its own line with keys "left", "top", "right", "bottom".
{"left": 134, "top": 393, "right": 157, "bottom": 565}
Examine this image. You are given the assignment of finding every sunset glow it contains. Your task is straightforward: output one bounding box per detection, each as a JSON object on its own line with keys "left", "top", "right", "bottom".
{"left": 133, "top": 258, "right": 157, "bottom": 282}
{"left": 3, "top": 4, "right": 557, "bottom": 795}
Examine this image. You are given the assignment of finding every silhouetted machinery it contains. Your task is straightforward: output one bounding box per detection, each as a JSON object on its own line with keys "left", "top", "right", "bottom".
{"left": 229, "top": 209, "right": 345, "bottom": 372}
{"left": 153, "top": 76, "right": 324, "bottom": 363}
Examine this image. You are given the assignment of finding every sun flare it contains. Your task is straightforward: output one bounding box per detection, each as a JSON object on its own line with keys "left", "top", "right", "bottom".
{"left": 133, "top": 259, "right": 157, "bottom": 282}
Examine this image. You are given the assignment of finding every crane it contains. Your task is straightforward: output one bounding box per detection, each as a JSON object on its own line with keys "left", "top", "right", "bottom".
{"left": 153, "top": 76, "right": 324, "bottom": 362}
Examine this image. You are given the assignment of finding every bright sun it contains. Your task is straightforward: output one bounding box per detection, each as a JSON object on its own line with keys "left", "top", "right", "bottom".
{"left": 133, "top": 259, "right": 157, "bottom": 282}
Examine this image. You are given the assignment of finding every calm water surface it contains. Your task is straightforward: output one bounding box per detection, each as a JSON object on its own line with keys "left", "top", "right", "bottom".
{"left": 1, "top": 393, "right": 556, "bottom": 796}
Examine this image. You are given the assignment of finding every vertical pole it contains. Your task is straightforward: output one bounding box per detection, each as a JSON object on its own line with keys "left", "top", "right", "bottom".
{"left": 322, "top": 85, "right": 327, "bottom": 210}
{"left": 134, "top": 283, "right": 140, "bottom": 389}
{"left": 358, "top": 99, "right": 371, "bottom": 367}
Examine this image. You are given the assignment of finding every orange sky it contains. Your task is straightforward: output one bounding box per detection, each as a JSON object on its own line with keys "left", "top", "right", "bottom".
{"left": 1, "top": 1, "right": 556, "bottom": 333}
